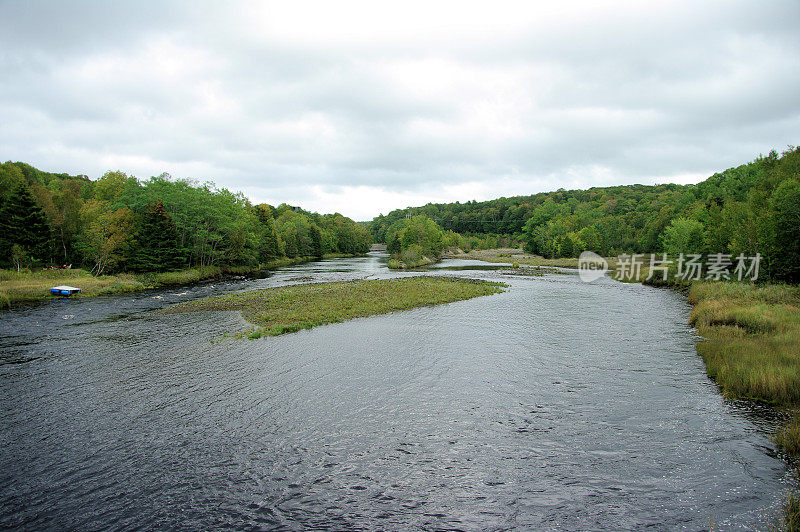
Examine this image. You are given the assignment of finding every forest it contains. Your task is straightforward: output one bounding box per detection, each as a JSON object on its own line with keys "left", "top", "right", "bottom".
{"left": 2, "top": 146, "right": 799, "bottom": 282}
{"left": 370, "top": 146, "right": 800, "bottom": 282}
{"left": 0, "top": 163, "right": 372, "bottom": 275}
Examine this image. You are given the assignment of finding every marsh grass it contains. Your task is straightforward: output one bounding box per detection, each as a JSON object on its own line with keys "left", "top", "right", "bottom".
{"left": 688, "top": 282, "right": 800, "bottom": 405}
{"left": 0, "top": 269, "right": 144, "bottom": 305}
{"left": 682, "top": 281, "right": 800, "bottom": 527}
{"left": 137, "top": 266, "right": 224, "bottom": 287}
{"left": 774, "top": 417, "right": 800, "bottom": 456}
{"left": 163, "top": 276, "right": 507, "bottom": 337}
{"left": 784, "top": 491, "right": 800, "bottom": 532}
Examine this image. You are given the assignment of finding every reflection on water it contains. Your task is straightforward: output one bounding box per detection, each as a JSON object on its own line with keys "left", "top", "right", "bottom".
{"left": 0, "top": 252, "right": 793, "bottom": 529}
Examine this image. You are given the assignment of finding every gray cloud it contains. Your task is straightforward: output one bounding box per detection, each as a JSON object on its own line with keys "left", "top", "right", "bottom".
{"left": 1, "top": 0, "right": 798, "bottom": 220}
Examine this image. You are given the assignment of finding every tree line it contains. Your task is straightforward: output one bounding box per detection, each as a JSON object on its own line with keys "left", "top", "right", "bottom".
{"left": 0, "top": 163, "right": 372, "bottom": 274}
{"left": 370, "top": 146, "right": 800, "bottom": 282}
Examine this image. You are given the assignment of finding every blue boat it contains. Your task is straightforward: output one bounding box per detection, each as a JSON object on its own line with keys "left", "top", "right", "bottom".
{"left": 50, "top": 285, "right": 82, "bottom": 296}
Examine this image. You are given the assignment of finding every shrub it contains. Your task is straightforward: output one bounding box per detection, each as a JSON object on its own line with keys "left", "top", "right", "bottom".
{"left": 400, "top": 244, "right": 423, "bottom": 266}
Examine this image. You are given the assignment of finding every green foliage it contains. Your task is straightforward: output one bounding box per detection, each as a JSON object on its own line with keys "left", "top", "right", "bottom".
{"left": 369, "top": 147, "right": 800, "bottom": 270}
{"left": 0, "top": 162, "right": 369, "bottom": 274}
{"left": 387, "top": 233, "right": 402, "bottom": 255}
{"left": 0, "top": 184, "right": 51, "bottom": 267}
{"left": 76, "top": 201, "right": 135, "bottom": 275}
{"left": 309, "top": 225, "right": 323, "bottom": 258}
{"left": 10, "top": 244, "right": 28, "bottom": 272}
{"left": 253, "top": 204, "right": 283, "bottom": 262}
{"left": 400, "top": 244, "right": 424, "bottom": 266}
{"left": 129, "top": 200, "right": 185, "bottom": 272}
{"left": 661, "top": 218, "right": 705, "bottom": 255}
{"left": 382, "top": 215, "right": 446, "bottom": 267}
{"left": 767, "top": 179, "right": 800, "bottom": 283}
{"left": 400, "top": 215, "right": 444, "bottom": 258}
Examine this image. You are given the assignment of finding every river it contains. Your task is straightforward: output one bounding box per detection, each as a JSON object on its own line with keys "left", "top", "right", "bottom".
{"left": 0, "top": 253, "right": 793, "bottom": 530}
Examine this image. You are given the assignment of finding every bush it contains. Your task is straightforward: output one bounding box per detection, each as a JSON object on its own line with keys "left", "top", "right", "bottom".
{"left": 401, "top": 244, "right": 423, "bottom": 265}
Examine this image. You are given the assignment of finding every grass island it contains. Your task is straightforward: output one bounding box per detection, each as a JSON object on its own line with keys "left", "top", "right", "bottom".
{"left": 163, "top": 276, "right": 507, "bottom": 338}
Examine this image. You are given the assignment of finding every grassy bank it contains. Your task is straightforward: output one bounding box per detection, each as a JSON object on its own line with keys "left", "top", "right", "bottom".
{"left": 163, "top": 276, "right": 507, "bottom": 337}
{"left": 0, "top": 269, "right": 145, "bottom": 307}
{"left": 0, "top": 255, "right": 363, "bottom": 308}
{"left": 671, "top": 281, "right": 800, "bottom": 527}
{"left": 688, "top": 282, "right": 800, "bottom": 405}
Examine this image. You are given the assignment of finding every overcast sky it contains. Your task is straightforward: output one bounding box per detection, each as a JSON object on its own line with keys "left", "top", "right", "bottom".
{"left": 1, "top": 1, "right": 798, "bottom": 220}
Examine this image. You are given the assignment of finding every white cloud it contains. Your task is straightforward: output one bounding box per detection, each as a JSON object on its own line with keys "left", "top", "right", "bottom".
{"left": 1, "top": 0, "right": 798, "bottom": 220}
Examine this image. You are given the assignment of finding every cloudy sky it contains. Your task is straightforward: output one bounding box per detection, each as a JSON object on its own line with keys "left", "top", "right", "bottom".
{"left": 1, "top": 1, "right": 798, "bottom": 220}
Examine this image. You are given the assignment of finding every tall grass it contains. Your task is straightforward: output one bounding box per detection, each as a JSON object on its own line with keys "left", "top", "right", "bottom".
{"left": 774, "top": 417, "right": 800, "bottom": 456}
{"left": 0, "top": 268, "right": 144, "bottom": 305}
{"left": 687, "top": 282, "right": 800, "bottom": 525}
{"left": 688, "top": 282, "right": 800, "bottom": 405}
{"left": 164, "top": 276, "right": 507, "bottom": 337}
{"left": 784, "top": 491, "right": 800, "bottom": 532}
{"left": 138, "top": 266, "right": 224, "bottom": 287}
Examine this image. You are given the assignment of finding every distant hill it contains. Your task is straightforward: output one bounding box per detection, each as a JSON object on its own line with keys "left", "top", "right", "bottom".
{"left": 369, "top": 146, "right": 799, "bottom": 261}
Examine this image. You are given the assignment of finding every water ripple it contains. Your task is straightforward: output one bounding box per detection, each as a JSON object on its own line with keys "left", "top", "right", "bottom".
{"left": 0, "top": 253, "right": 791, "bottom": 530}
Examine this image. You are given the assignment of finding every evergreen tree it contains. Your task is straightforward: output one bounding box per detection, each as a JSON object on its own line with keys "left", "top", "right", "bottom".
{"left": 0, "top": 185, "right": 50, "bottom": 266}
{"left": 309, "top": 224, "right": 323, "bottom": 258}
{"left": 253, "top": 204, "right": 282, "bottom": 262}
{"left": 130, "top": 200, "right": 185, "bottom": 271}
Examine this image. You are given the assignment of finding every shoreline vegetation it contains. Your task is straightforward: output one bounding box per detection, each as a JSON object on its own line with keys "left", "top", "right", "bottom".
{"left": 680, "top": 280, "right": 800, "bottom": 528}
{"left": 0, "top": 254, "right": 360, "bottom": 308}
{"left": 162, "top": 276, "right": 507, "bottom": 338}
{"left": 0, "top": 162, "right": 372, "bottom": 288}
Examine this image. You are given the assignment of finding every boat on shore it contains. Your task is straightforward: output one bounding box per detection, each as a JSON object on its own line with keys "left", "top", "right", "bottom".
{"left": 50, "top": 286, "right": 82, "bottom": 296}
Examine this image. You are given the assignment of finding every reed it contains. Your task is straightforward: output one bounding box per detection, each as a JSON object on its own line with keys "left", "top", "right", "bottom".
{"left": 688, "top": 282, "right": 800, "bottom": 405}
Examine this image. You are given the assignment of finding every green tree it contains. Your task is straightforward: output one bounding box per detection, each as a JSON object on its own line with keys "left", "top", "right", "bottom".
{"left": 767, "top": 180, "right": 800, "bottom": 282}
{"left": 0, "top": 185, "right": 51, "bottom": 266}
{"left": 309, "top": 224, "right": 323, "bottom": 258}
{"left": 253, "top": 204, "right": 283, "bottom": 262}
{"left": 399, "top": 215, "right": 445, "bottom": 258}
{"left": 387, "top": 233, "right": 402, "bottom": 255}
{"left": 76, "top": 201, "right": 135, "bottom": 275}
{"left": 130, "top": 200, "right": 185, "bottom": 272}
{"left": 661, "top": 218, "right": 705, "bottom": 256}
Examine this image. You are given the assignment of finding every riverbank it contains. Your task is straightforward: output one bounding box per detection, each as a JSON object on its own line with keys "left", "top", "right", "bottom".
{"left": 687, "top": 281, "right": 800, "bottom": 527}
{"left": 163, "top": 276, "right": 507, "bottom": 338}
{"left": 0, "top": 254, "right": 361, "bottom": 308}
{"left": 443, "top": 248, "right": 622, "bottom": 270}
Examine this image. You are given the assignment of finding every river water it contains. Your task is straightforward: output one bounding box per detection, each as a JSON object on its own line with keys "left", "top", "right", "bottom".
{"left": 0, "top": 253, "right": 793, "bottom": 530}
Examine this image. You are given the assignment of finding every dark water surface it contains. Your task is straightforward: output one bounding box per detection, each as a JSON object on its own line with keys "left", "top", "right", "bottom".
{"left": 0, "top": 253, "right": 793, "bottom": 530}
